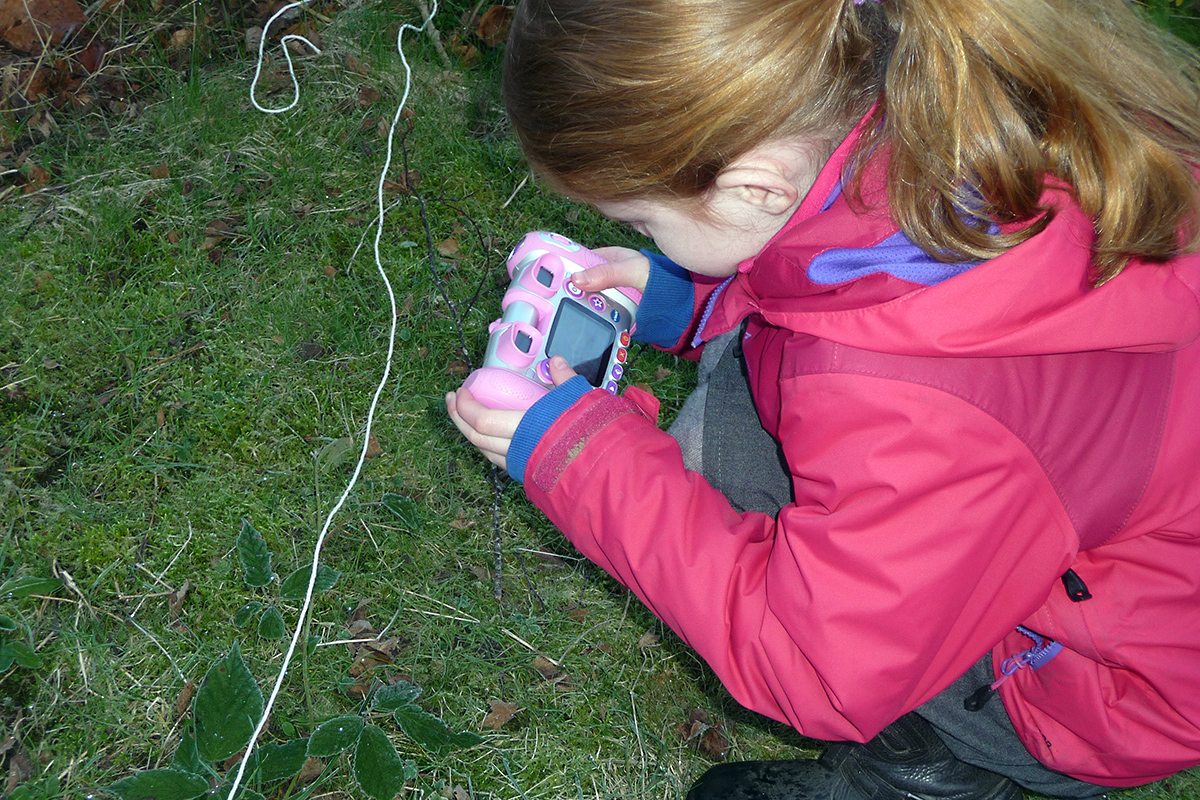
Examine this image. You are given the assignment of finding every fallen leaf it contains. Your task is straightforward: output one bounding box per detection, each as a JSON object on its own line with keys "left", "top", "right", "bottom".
{"left": 480, "top": 701, "right": 521, "bottom": 730}
{"left": 566, "top": 605, "right": 588, "bottom": 623}
{"left": 675, "top": 708, "right": 731, "bottom": 761}
{"left": 365, "top": 434, "right": 382, "bottom": 459}
{"left": 173, "top": 679, "right": 197, "bottom": 719}
{"left": 296, "top": 757, "right": 324, "bottom": 784}
{"left": 168, "top": 28, "right": 193, "bottom": 49}
{"left": 700, "top": 726, "right": 731, "bottom": 761}
{"left": 357, "top": 86, "right": 380, "bottom": 107}
{"left": 476, "top": 5, "right": 512, "bottom": 47}
{"left": 0, "top": 0, "right": 86, "bottom": 54}
{"left": 296, "top": 341, "right": 327, "bottom": 362}
{"left": 530, "top": 656, "right": 560, "bottom": 680}
{"left": 655, "top": 366, "right": 672, "bottom": 380}
{"left": 168, "top": 579, "right": 190, "bottom": 616}
{"left": 76, "top": 42, "right": 107, "bottom": 73}
{"left": 21, "top": 161, "right": 51, "bottom": 193}
{"left": 345, "top": 54, "right": 367, "bottom": 76}
{"left": 150, "top": 162, "right": 170, "bottom": 179}
{"left": 437, "top": 238, "right": 460, "bottom": 257}
{"left": 449, "top": 511, "right": 475, "bottom": 530}
{"left": 637, "top": 629, "right": 660, "bottom": 649}
{"left": 3, "top": 749, "right": 31, "bottom": 794}
{"left": 382, "top": 169, "right": 421, "bottom": 192}
{"left": 444, "top": 361, "right": 469, "bottom": 376}
{"left": 207, "top": 247, "right": 223, "bottom": 265}
{"left": 323, "top": 265, "right": 337, "bottom": 278}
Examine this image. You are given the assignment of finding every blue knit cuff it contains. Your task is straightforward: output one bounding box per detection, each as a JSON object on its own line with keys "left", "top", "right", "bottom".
{"left": 632, "top": 251, "right": 695, "bottom": 347}
{"left": 507, "top": 375, "right": 593, "bottom": 483}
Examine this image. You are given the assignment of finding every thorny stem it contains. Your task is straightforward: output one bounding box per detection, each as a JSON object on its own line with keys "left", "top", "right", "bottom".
{"left": 398, "top": 130, "right": 515, "bottom": 601}
{"left": 413, "top": 0, "right": 455, "bottom": 71}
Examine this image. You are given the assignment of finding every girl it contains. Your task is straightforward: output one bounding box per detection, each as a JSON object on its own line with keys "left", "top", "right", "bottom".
{"left": 447, "top": 1, "right": 1200, "bottom": 798}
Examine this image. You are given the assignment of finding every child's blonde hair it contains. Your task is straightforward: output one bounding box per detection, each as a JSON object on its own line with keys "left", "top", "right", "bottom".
{"left": 504, "top": 0, "right": 1200, "bottom": 282}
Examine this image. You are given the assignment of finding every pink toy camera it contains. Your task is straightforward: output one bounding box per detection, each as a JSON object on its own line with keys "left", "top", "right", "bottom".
{"left": 462, "top": 231, "right": 642, "bottom": 410}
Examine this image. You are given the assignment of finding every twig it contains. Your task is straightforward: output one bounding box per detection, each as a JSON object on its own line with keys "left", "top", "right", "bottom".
{"left": 413, "top": 0, "right": 454, "bottom": 71}
{"left": 500, "top": 174, "right": 529, "bottom": 210}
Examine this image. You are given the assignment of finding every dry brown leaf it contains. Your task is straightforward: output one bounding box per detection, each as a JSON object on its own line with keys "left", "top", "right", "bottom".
{"left": 676, "top": 708, "right": 731, "bottom": 761}
{"left": 480, "top": 701, "right": 521, "bottom": 730}
{"left": 437, "top": 238, "right": 460, "bottom": 257}
{"left": 357, "top": 86, "right": 381, "bottom": 107}
{"left": 3, "top": 749, "right": 31, "bottom": 795}
{"left": 531, "top": 656, "right": 560, "bottom": 680}
{"left": 449, "top": 511, "right": 475, "bottom": 529}
{"left": 168, "top": 28, "right": 192, "bottom": 49}
{"left": 346, "top": 619, "right": 375, "bottom": 638}
{"left": 365, "top": 433, "right": 382, "bottom": 458}
{"left": 382, "top": 169, "right": 421, "bottom": 192}
{"left": 0, "top": 0, "right": 86, "bottom": 54}
{"left": 655, "top": 366, "right": 672, "bottom": 381}
{"left": 21, "top": 162, "right": 51, "bottom": 193}
{"left": 700, "top": 726, "right": 731, "bottom": 761}
{"left": 345, "top": 54, "right": 367, "bottom": 76}
{"left": 168, "top": 579, "right": 190, "bottom": 616}
{"left": 637, "top": 629, "right": 660, "bottom": 649}
{"left": 150, "top": 163, "right": 170, "bottom": 179}
{"left": 445, "top": 360, "right": 470, "bottom": 376}
{"left": 296, "top": 757, "right": 325, "bottom": 784}
{"left": 173, "top": 679, "right": 197, "bottom": 718}
{"left": 476, "top": 5, "right": 512, "bottom": 47}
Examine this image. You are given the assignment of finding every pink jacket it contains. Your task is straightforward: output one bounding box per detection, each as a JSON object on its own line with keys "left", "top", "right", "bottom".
{"left": 521, "top": 130, "right": 1200, "bottom": 786}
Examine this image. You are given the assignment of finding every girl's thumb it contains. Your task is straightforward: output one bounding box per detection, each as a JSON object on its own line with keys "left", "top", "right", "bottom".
{"left": 548, "top": 356, "right": 579, "bottom": 386}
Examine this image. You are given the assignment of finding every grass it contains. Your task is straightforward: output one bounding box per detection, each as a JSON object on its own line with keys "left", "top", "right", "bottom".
{"left": 2, "top": 1, "right": 1200, "bottom": 799}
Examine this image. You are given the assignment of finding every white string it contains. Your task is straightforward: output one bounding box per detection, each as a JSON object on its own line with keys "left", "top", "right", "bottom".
{"left": 226, "top": 3, "right": 437, "bottom": 798}
{"left": 249, "top": 1, "right": 322, "bottom": 115}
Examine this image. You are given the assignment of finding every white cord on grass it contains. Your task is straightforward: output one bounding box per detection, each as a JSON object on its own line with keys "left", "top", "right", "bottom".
{"left": 226, "top": 4, "right": 438, "bottom": 798}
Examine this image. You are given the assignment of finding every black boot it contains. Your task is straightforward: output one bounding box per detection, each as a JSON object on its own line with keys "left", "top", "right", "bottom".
{"left": 685, "top": 714, "right": 1023, "bottom": 800}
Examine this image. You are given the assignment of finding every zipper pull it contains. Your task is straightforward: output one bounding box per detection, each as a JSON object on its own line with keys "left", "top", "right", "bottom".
{"left": 963, "top": 683, "right": 996, "bottom": 712}
{"left": 1061, "top": 568, "right": 1093, "bottom": 602}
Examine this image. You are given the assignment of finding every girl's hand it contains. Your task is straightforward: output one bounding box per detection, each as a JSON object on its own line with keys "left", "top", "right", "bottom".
{"left": 446, "top": 356, "right": 579, "bottom": 472}
{"left": 572, "top": 246, "right": 651, "bottom": 294}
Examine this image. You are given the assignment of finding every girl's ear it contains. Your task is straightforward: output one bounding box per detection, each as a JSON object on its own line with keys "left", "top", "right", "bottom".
{"left": 714, "top": 138, "right": 827, "bottom": 217}
{"left": 714, "top": 163, "right": 802, "bottom": 216}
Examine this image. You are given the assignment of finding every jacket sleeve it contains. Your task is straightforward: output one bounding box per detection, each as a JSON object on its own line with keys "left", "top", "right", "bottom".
{"left": 522, "top": 371, "right": 1078, "bottom": 742}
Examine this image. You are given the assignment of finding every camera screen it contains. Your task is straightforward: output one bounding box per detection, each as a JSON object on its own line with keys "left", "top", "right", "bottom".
{"left": 546, "top": 300, "right": 617, "bottom": 386}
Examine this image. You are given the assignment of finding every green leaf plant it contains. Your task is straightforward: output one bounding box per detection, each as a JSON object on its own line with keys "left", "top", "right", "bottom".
{"left": 232, "top": 519, "right": 341, "bottom": 641}
{"left": 103, "top": 519, "right": 482, "bottom": 800}
{"left": 0, "top": 574, "right": 63, "bottom": 673}
{"left": 102, "top": 645, "right": 481, "bottom": 800}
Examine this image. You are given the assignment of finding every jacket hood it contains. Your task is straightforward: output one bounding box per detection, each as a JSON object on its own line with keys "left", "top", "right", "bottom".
{"left": 703, "top": 124, "right": 1200, "bottom": 358}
